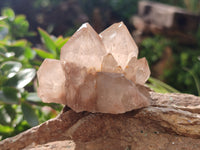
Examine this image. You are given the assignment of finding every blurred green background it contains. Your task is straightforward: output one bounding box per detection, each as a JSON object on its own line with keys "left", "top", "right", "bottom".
{"left": 0, "top": 0, "right": 200, "bottom": 140}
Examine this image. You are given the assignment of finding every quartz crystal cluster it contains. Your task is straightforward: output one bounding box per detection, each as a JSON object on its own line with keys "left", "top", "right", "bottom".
{"left": 37, "top": 22, "right": 151, "bottom": 114}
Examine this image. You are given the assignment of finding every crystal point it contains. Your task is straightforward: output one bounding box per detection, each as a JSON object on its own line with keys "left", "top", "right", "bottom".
{"left": 60, "top": 22, "right": 106, "bottom": 71}
{"left": 37, "top": 59, "right": 66, "bottom": 104}
{"left": 100, "top": 22, "right": 138, "bottom": 70}
{"left": 101, "top": 53, "right": 122, "bottom": 73}
{"left": 134, "top": 57, "right": 151, "bottom": 85}
{"left": 125, "top": 57, "right": 150, "bottom": 85}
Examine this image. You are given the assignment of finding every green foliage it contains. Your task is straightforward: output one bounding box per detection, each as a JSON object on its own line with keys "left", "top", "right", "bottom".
{"left": 184, "top": 68, "right": 200, "bottom": 96}
{"left": 108, "top": 0, "right": 139, "bottom": 20}
{"left": 78, "top": 0, "right": 139, "bottom": 23}
{"left": 166, "top": 47, "right": 200, "bottom": 95}
{"left": 1, "top": 8, "right": 35, "bottom": 40}
{"left": 0, "top": 8, "right": 62, "bottom": 140}
{"left": 140, "top": 34, "right": 200, "bottom": 96}
{"left": 140, "top": 36, "right": 172, "bottom": 66}
{"left": 147, "top": 77, "right": 180, "bottom": 93}
{"left": 34, "top": 28, "right": 69, "bottom": 60}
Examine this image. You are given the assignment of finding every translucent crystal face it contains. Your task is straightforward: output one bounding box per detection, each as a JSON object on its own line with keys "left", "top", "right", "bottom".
{"left": 37, "top": 22, "right": 151, "bottom": 114}
{"left": 60, "top": 23, "right": 107, "bottom": 71}
{"left": 100, "top": 22, "right": 138, "bottom": 70}
{"left": 37, "top": 59, "right": 66, "bottom": 104}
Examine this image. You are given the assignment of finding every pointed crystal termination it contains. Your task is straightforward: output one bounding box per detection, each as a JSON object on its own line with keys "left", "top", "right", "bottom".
{"left": 60, "top": 23, "right": 107, "bottom": 71}
{"left": 134, "top": 58, "right": 151, "bottom": 85}
{"left": 37, "top": 59, "right": 67, "bottom": 104}
{"left": 100, "top": 22, "right": 138, "bottom": 70}
{"left": 101, "top": 53, "right": 122, "bottom": 73}
{"left": 124, "top": 57, "right": 150, "bottom": 85}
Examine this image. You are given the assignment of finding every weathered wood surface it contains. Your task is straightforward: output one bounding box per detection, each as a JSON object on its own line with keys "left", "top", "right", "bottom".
{"left": 132, "top": 1, "right": 199, "bottom": 45}
{"left": 1, "top": 92, "right": 200, "bottom": 150}
{"left": 138, "top": 1, "right": 199, "bottom": 32}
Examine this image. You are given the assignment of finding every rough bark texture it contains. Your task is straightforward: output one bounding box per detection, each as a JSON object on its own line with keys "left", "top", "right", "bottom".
{"left": 1, "top": 92, "right": 200, "bottom": 150}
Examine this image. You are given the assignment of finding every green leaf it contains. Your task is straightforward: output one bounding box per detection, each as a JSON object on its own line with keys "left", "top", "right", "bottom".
{"left": 57, "top": 37, "right": 70, "bottom": 50}
{"left": 14, "top": 15, "right": 27, "bottom": 26}
{"left": 34, "top": 48, "right": 55, "bottom": 59}
{"left": 6, "top": 46, "right": 25, "bottom": 57}
{"left": 5, "top": 68, "right": 36, "bottom": 89}
{"left": 0, "top": 88, "right": 19, "bottom": 104}
{"left": 0, "top": 107, "right": 11, "bottom": 125}
{"left": 184, "top": 68, "right": 200, "bottom": 96}
{"left": 2, "top": 8, "right": 15, "bottom": 21}
{"left": 55, "top": 36, "right": 64, "bottom": 44}
{"left": 147, "top": 77, "right": 180, "bottom": 93}
{"left": 0, "top": 16, "right": 7, "bottom": 21}
{"left": 0, "top": 61, "right": 22, "bottom": 78}
{"left": 38, "top": 27, "right": 56, "bottom": 54}
{"left": 0, "top": 26, "right": 8, "bottom": 40}
{"left": 21, "top": 102, "right": 39, "bottom": 127}
{"left": 0, "top": 124, "right": 13, "bottom": 134}
{"left": 11, "top": 40, "right": 27, "bottom": 47}
{"left": 4, "top": 105, "right": 16, "bottom": 122}
{"left": 0, "top": 46, "right": 7, "bottom": 53}
{"left": 26, "top": 92, "right": 41, "bottom": 102}
{"left": 24, "top": 47, "right": 36, "bottom": 59}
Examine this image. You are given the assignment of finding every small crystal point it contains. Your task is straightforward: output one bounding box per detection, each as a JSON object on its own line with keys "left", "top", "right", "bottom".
{"left": 134, "top": 57, "right": 151, "bottom": 85}
{"left": 60, "top": 22, "right": 107, "bottom": 71}
{"left": 37, "top": 59, "right": 66, "bottom": 104}
{"left": 124, "top": 57, "right": 137, "bottom": 82}
{"left": 100, "top": 22, "right": 138, "bottom": 70}
{"left": 101, "top": 53, "right": 122, "bottom": 73}
{"left": 125, "top": 57, "right": 151, "bottom": 85}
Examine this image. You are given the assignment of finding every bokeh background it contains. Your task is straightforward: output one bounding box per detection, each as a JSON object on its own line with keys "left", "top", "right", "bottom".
{"left": 0, "top": 0, "right": 200, "bottom": 140}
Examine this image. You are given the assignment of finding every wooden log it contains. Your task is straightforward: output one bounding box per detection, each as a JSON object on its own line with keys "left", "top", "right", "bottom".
{"left": 138, "top": 1, "right": 200, "bottom": 32}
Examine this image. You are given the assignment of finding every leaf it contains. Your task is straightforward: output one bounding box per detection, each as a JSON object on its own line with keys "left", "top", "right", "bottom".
{"left": 6, "top": 46, "right": 25, "bottom": 57}
{"left": 55, "top": 36, "right": 64, "bottom": 44}
{"left": 13, "top": 16, "right": 29, "bottom": 37}
{"left": 0, "top": 46, "right": 7, "bottom": 53}
{"left": 0, "top": 16, "right": 7, "bottom": 21}
{"left": 11, "top": 40, "right": 27, "bottom": 47}
{"left": 38, "top": 27, "right": 56, "bottom": 54}
{"left": 26, "top": 92, "right": 41, "bottom": 102}
{"left": 147, "top": 77, "right": 180, "bottom": 93}
{"left": 2, "top": 8, "right": 15, "bottom": 21}
{"left": 57, "top": 37, "right": 70, "bottom": 50}
{"left": 14, "top": 15, "right": 27, "bottom": 26}
{"left": 24, "top": 47, "right": 36, "bottom": 59}
{"left": 4, "top": 105, "right": 16, "bottom": 122}
{"left": 0, "top": 88, "right": 19, "bottom": 104}
{"left": 0, "top": 107, "right": 11, "bottom": 125}
{"left": 184, "top": 68, "right": 200, "bottom": 96}
{"left": 0, "top": 26, "right": 8, "bottom": 40}
{"left": 34, "top": 48, "right": 55, "bottom": 59}
{"left": 4, "top": 68, "right": 36, "bottom": 89}
{"left": 0, "top": 61, "right": 22, "bottom": 78}
{"left": 21, "top": 102, "right": 39, "bottom": 127}
{"left": 0, "top": 124, "right": 13, "bottom": 134}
